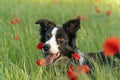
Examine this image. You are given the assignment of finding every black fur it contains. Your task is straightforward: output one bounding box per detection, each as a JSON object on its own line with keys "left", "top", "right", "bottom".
{"left": 35, "top": 18, "right": 80, "bottom": 59}
{"left": 63, "top": 18, "right": 80, "bottom": 49}
{"left": 35, "top": 18, "right": 120, "bottom": 69}
{"left": 35, "top": 19, "right": 56, "bottom": 43}
{"left": 56, "top": 28, "right": 74, "bottom": 58}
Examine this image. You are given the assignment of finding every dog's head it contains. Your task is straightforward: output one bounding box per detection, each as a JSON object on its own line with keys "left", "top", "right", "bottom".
{"left": 35, "top": 18, "right": 80, "bottom": 65}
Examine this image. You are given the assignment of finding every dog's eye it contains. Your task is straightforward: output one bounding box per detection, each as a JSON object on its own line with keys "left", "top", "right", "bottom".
{"left": 57, "top": 38, "right": 65, "bottom": 44}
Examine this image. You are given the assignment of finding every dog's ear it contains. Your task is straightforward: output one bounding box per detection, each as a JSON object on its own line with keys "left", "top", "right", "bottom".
{"left": 63, "top": 18, "right": 80, "bottom": 37}
{"left": 62, "top": 18, "right": 80, "bottom": 49}
{"left": 35, "top": 19, "right": 56, "bottom": 42}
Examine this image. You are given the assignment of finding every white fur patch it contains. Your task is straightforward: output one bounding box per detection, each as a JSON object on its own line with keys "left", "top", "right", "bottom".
{"left": 45, "top": 27, "right": 59, "bottom": 53}
{"left": 77, "top": 50, "right": 85, "bottom": 65}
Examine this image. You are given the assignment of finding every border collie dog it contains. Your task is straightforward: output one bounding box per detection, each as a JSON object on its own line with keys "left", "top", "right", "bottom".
{"left": 35, "top": 18, "right": 120, "bottom": 67}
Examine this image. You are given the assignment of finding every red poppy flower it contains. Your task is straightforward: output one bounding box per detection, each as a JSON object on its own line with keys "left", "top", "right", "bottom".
{"left": 103, "top": 37, "right": 120, "bottom": 56}
{"left": 36, "top": 59, "right": 46, "bottom": 66}
{"left": 106, "top": 10, "right": 112, "bottom": 16}
{"left": 69, "top": 66, "right": 75, "bottom": 71}
{"left": 54, "top": 0, "right": 59, "bottom": 3}
{"left": 78, "top": 65, "right": 90, "bottom": 74}
{"left": 14, "top": 35, "right": 19, "bottom": 40}
{"left": 36, "top": 42, "right": 44, "bottom": 50}
{"left": 10, "top": 20, "right": 16, "bottom": 24}
{"left": 72, "top": 53, "right": 81, "bottom": 60}
{"left": 15, "top": 18, "right": 20, "bottom": 23}
{"left": 96, "top": 8, "right": 101, "bottom": 13}
{"left": 77, "top": 16, "right": 81, "bottom": 19}
{"left": 77, "top": 16, "right": 86, "bottom": 21}
{"left": 95, "top": 0, "right": 98, "bottom": 2}
{"left": 67, "top": 70, "right": 78, "bottom": 80}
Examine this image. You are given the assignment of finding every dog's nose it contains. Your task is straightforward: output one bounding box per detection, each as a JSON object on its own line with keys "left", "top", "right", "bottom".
{"left": 43, "top": 44, "right": 50, "bottom": 51}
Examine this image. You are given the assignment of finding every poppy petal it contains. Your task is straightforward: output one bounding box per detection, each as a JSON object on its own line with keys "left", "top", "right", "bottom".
{"left": 106, "top": 10, "right": 112, "bottom": 16}
{"left": 69, "top": 66, "right": 75, "bottom": 71}
{"left": 72, "top": 53, "right": 81, "bottom": 60}
{"left": 15, "top": 18, "right": 20, "bottom": 23}
{"left": 96, "top": 8, "right": 101, "bottom": 13}
{"left": 67, "top": 70, "right": 78, "bottom": 80}
{"left": 10, "top": 20, "right": 16, "bottom": 24}
{"left": 36, "top": 59, "right": 46, "bottom": 66}
{"left": 103, "top": 37, "right": 120, "bottom": 56}
{"left": 14, "top": 35, "right": 19, "bottom": 40}
{"left": 36, "top": 42, "right": 44, "bottom": 50}
{"left": 78, "top": 65, "right": 90, "bottom": 74}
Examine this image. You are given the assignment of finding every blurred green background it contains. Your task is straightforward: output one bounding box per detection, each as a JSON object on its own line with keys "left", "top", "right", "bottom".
{"left": 0, "top": 0, "right": 120, "bottom": 80}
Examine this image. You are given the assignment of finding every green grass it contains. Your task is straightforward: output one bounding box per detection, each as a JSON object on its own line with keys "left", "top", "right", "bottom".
{"left": 0, "top": 0, "right": 120, "bottom": 80}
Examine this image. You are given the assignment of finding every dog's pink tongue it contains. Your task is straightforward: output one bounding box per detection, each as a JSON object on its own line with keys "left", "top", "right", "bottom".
{"left": 45, "top": 54, "right": 56, "bottom": 65}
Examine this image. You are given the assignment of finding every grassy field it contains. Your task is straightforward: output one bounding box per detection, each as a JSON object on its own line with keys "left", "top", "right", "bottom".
{"left": 0, "top": 0, "right": 120, "bottom": 80}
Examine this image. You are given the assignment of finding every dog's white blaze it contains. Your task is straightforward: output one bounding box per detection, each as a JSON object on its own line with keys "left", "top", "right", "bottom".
{"left": 45, "top": 27, "right": 59, "bottom": 53}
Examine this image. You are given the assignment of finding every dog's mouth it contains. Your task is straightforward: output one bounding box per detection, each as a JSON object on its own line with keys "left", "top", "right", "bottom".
{"left": 45, "top": 52, "right": 61, "bottom": 65}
